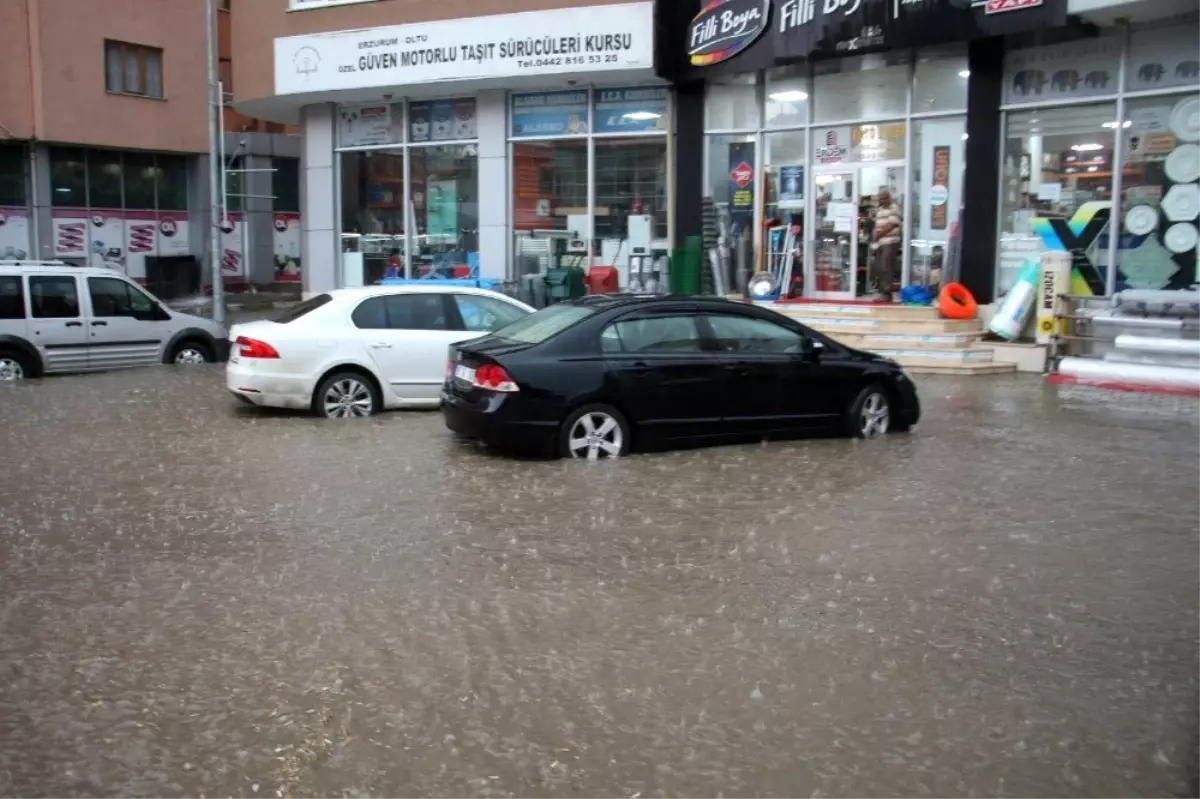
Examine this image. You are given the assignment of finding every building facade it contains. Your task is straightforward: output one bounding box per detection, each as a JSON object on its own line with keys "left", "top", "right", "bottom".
{"left": 0, "top": 0, "right": 303, "bottom": 293}
{"left": 656, "top": 0, "right": 1200, "bottom": 303}
{"left": 232, "top": 0, "right": 667, "bottom": 295}
{"left": 232, "top": 0, "right": 1197, "bottom": 303}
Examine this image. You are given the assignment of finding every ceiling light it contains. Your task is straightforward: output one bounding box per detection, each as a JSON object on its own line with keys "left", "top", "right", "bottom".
{"left": 1072, "top": 143, "right": 1103, "bottom": 152}
{"left": 958, "top": 69, "right": 971, "bottom": 78}
{"left": 1030, "top": 128, "right": 1040, "bottom": 133}
{"left": 1087, "top": 166, "right": 1099, "bottom": 172}
{"left": 961, "top": 133, "right": 969, "bottom": 141}
{"left": 622, "top": 111, "right": 661, "bottom": 121}
{"left": 1101, "top": 120, "right": 1132, "bottom": 129}
{"left": 769, "top": 90, "right": 808, "bottom": 102}
{"left": 1030, "top": 118, "right": 1039, "bottom": 123}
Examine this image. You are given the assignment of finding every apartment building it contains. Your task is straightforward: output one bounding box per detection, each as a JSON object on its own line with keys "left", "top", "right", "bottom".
{"left": 0, "top": 0, "right": 301, "bottom": 292}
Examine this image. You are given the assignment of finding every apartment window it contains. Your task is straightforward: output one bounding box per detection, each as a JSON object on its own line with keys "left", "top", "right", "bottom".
{"left": 0, "top": 144, "right": 26, "bottom": 207}
{"left": 105, "top": 40, "right": 163, "bottom": 99}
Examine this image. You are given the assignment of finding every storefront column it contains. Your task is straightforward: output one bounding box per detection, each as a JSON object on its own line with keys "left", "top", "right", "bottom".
{"left": 961, "top": 36, "right": 1004, "bottom": 303}
{"left": 300, "top": 103, "right": 338, "bottom": 297}
{"left": 673, "top": 81, "right": 704, "bottom": 245}
{"left": 31, "top": 144, "right": 53, "bottom": 260}
{"left": 476, "top": 89, "right": 509, "bottom": 280}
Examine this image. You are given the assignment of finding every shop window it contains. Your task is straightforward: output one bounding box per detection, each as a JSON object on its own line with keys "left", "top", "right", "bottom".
{"left": 511, "top": 91, "right": 589, "bottom": 138}
{"left": 909, "top": 117, "right": 965, "bottom": 288}
{"left": 765, "top": 131, "right": 806, "bottom": 296}
{"left": 123, "top": 152, "right": 156, "bottom": 209}
{"left": 273, "top": 157, "right": 300, "bottom": 213}
{"left": 765, "top": 66, "right": 809, "bottom": 129}
{"left": 705, "top": 134, "right": 758, "bottom": 280}
{"left": 50, "top": 147, "right": 86, "bottom": 207}
{"left": 913, "top": 45, "right": 969, "bottom": 114}
{"left": 997, "top": 104, "right": 1116, "bottom": 295}
{"left": 0, "top": 144, "right": 25, "bottom": 207}
{"left": 812, "top": 123, "right": 905, "bottom": 165}
{"left": 705, "top": 75, "right": 758, "bottom": 131}
{"left": 87, "top": 150, "right": 123, "bottom": 209}
{"left": 105, "top": 40, "right": 163, "bottom": 99}
{"left": 340, "top": 150, "right": 405, "bottom": 284}
{"left": 410, "top": 98, "right": 477, "bottom": 143}
{"left": 157, "top": 155, "right": 189, "bottom": 210}
{"left": 1002, "top": 36, "right": 1122, "bottom": 106}
{"left": 1127, "top": 22, "right": 1200, "bottom": 93}
{"left": 593, "top": 139, "right": 667, "bottom": 255}
{"left": 813, "top": 54, "right": 908, "bottom": 123}
{"left": 410, "top": 145, "right": 478, "bottom": 274}
{"left": 512, "top": 140, "right": 587, "bottom": 274}
{"left": 593, "top": 87, "right": 668, "bottom": 135}
{"left": 1116, "top": 95, "right": 1199, "bottom": 290}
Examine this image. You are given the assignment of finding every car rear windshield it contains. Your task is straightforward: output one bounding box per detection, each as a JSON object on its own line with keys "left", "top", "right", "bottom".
{"left": 275, "top": 293, "right": 332, "bottom": 323}
{"left": 490, "top": 304, "right": 595, "bottom": 344}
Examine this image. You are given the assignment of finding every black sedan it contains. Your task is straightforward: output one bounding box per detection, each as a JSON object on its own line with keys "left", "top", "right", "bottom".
{"left": 442, "top": 295, "right": 920, "bottom": 459}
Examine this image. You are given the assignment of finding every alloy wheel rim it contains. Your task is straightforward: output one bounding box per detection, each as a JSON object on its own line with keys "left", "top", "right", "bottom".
{"left": 0, "top": 358, "right": 24, "bottom": 381}
{"left": 175, "top": 348, "right": 207, "bottom": 365}
{"left": 324, "top": 379, "right": 373, "bottom": 418}
{"left": 860, "top": 392, "right": 890, "bottom": 438}
{"left": 567, "top": 412, "right": 623, "bottom": 459}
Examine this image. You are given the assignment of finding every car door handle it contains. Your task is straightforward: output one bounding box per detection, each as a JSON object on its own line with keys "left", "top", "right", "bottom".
{"left": 725, "top": 362, "right": 753, "bottom": 374}
{"left": 369, "top": 342, "right": 392, "bottom": 349}
{"left": 65, "top": 321, "right": 83, "bottom": 327}
{"left": 91, "top": 321, "right": 107, "bottom": 326}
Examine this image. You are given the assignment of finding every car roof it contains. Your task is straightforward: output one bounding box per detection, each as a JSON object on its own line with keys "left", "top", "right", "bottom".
{"left": 566, "top": 293, "right": 745, "bottom": 311}
{"left": 322, "top": 285, "right": 512, "bottom": 301}
{"left": 0, "top": 262, "right": 128, "bottom": 277}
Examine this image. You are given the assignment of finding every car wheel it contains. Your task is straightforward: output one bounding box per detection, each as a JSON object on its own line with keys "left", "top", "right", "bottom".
{"left": 847, "top": 384, "right": 891, "bottom": 439}
{"left": 559, "top": 403, "right": 630, "bottom": 460}
{"left": 0, "top": 351, "right": 31, "bottom": 381}
{"left": 171, "top": 340, "right": 212, "bottom": 365}
{"left": 314, "top": 371, "right": 379, "bottom": 419}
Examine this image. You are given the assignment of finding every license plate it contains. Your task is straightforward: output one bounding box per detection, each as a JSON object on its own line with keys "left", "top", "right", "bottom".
{"left": 454, "top": 364, "right": 475, "bottom": 383}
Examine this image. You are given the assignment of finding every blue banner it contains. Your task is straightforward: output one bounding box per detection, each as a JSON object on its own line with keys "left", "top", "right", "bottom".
{"left": 511, "top": 91, "right": 590, "bottom": 138}
{"left": 777, "top": 164, "right": 804, "bottom": 209}
{"left": 592, "top": 87, "right": 669, "bottom": 134}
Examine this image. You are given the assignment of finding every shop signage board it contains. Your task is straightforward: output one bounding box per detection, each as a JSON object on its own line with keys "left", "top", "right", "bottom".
{"left": 511, "top": 91, "right": 590, "bottom": 138}
{"left": 593, "top": 87, "right": 669, "bottom": 134}
{"left": 220, "top": 214, "right": 246, "bottom": 279}
{"left": 728, "top": 141, "right": 755, "bottom": 237}
{"left": 687, "top": 0, "right": 770, "bottom": 66}
{"left": 157, "top": 213, "right": 190, "bottom": 257}
{"left": 930, "top": 146, "right": 950, "bottom": 230}
{"left": 124, "top": 211, "right": 157, "bottom": 280}
{"left": 276, "top": 2, "right": 654, "bottom": 95}
{"left": 1002, "top": 35, "right": 1123, "bottom": 105}
{"left": 0, "top": 208, "right": 30, "bottom": 260}
{"left": 778, "top": 165, "right": 804, "bottom": 209}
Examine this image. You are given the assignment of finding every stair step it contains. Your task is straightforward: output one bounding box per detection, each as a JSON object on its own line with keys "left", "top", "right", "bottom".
{"left": 786, "top": 315, "right": 982, "bottom": 334}
{"left": 771, "top": 301, "right": 943, "bottom": 320}
{"left": 874, "top": 347, "right": 995, "bottom": 367}
{"left": 905, "top": 362, "right": 1018, "bottom": 376}
{"left": 860, "top": 332, "right": 979, "bottom": 349}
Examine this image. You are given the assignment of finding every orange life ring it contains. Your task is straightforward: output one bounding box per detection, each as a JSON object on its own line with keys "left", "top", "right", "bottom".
{"left": 938, "top": 282, "right": 978, "bottom": 320}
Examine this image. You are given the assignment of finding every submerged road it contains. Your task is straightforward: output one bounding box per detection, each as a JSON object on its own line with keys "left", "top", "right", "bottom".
{"left": 0, "top": 367, "right": 1196, "bottom": 797}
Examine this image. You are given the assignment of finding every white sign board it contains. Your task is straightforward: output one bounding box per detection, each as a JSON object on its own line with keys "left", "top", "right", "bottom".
{"left": 275, "top": 2, "right": 655, "bottom": 95}
{"left": 290, "top": 0, "right": 376, "bottom": 10}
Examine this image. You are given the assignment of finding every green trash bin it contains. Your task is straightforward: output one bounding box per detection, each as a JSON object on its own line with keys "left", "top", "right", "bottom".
{"left": 543, "top": 265, "right": 586, "bottom": 304}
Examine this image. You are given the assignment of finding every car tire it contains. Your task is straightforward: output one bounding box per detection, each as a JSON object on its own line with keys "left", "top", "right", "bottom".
{"left": 170, "top": 339, "right": 213, "bottom": 365}
{"left": 0, "top": 349, "right": 33, "bottom": 381}
{"left": 846, "top": 384, "right": 891, "bottom": 439}
{"left": 313, "top": 370, "right": 380, "bottom": 419}
{"left": 558, "top": 403, "right": 631, "bottom": 460}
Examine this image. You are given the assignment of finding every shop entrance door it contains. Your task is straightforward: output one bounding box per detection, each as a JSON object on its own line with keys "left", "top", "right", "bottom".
{"left": 810, "top": 170, "right": 859, "bottom": 299}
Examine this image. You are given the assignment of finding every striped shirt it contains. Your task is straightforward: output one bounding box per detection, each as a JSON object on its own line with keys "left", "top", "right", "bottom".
{"left": 874, "top": 203, "right": 902, "bottom": 247}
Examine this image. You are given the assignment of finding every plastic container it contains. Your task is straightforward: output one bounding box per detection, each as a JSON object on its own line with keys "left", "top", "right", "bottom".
{"left": 586, "top": 266, "right": 619, "bottom": 294}
{"left": 988, "top": 261, "right": 1038, "bottom": 340}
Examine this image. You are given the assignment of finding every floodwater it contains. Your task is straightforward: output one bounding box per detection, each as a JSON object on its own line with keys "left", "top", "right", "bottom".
{"left": 0, "top": 367, "right": 1196, "bottom": 798}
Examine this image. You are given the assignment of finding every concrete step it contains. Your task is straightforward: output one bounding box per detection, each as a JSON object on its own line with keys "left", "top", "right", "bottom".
{"left": 771, "top": 301, "right": 943, "bottom": 320}
{"left": 785, "top": 315, "right": 983, "bottom": 334}
{"left": 905, "top": 362, "right": 1018, "bottom": 376}
{"left": 874, "top": 347, "right": 996, "bottom": 368}
{"left": 857, "top": 332, "right": 980, "bottom": 349}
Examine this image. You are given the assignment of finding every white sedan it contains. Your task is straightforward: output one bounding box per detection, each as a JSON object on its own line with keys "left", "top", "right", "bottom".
{"left": 226, "top": 285, "right": 533, "bottom": 418}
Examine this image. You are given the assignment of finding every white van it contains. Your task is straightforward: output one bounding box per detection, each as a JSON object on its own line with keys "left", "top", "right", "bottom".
{"left": 0, "top": 261, "right": 228, "bottom": 381}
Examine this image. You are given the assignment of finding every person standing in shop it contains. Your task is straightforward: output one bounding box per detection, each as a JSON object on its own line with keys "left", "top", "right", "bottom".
{"left": 871, "top": 188, "right": 902, "bottom": 300}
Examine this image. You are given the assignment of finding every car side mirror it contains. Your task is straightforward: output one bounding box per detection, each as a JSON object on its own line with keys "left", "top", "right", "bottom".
{"left": 799, "top": 338, "right": 823, "bottom": 360}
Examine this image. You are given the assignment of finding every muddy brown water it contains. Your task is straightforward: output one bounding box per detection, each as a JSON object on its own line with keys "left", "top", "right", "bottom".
{"left": 0, "top": 367, "right": 1196, "bottom": 797}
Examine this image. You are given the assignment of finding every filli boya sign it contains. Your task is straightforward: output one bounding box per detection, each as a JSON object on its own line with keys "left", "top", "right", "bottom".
{"left": 688, "top": 0, "right": 770, "bottom": 66}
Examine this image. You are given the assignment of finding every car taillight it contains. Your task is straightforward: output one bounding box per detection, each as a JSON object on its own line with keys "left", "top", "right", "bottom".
{"left": 236, "top": 336, "right": 280, "bottom": 359}
{"left": 474, "top": 363, "right": 519, "bottom": 393}
{"left": 446, "top": 357, "right": 455, "bottom": 381}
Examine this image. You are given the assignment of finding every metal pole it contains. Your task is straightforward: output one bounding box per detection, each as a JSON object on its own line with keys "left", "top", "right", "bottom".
{"left": 206, "top": 0, "right": 225, "bottom": 325}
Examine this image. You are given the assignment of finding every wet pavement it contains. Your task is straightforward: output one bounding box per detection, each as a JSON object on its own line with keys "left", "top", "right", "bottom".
{"left": 0, "top": 367, "right": 1196, "bottom": 798}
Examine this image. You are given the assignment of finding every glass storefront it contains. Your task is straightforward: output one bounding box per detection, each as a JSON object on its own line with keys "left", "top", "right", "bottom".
{"left": 510, "top": 87, "right": 669, "bottom": 289}
{"left": 702, "top": 46, "right": 968, "bottom": 299}
{"left": 338, "top": 98, "right": 479, "bottom": 284}
{"left": 997, "top": 18, "right": 1200, "bottom": 295}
